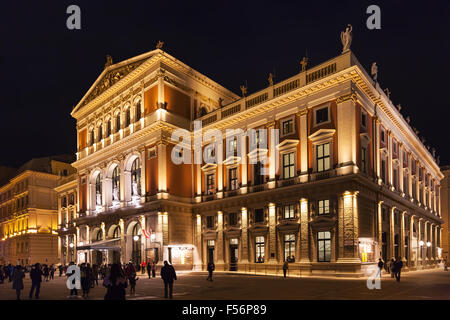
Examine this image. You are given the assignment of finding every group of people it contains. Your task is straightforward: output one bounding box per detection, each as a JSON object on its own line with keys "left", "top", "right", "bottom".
{"left": 377, "top": 257, "right": 404, "bottom": 281}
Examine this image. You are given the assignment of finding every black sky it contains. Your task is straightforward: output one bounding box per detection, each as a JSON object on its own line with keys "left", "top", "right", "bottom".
{"left": 1, "top": 1, "right": 449, "bottom": 168}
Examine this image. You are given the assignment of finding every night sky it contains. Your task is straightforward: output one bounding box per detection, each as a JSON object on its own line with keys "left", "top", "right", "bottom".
{"left": 1, "top": 1, "right": 449, "bottom": 168}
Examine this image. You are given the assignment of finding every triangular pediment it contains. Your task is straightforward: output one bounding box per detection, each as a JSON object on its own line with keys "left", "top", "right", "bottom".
{"left": 73, "top": 51, "right": 156, "bottom": 113}
{"left": 308, "top": 129, "right": 336, "bottom": 142}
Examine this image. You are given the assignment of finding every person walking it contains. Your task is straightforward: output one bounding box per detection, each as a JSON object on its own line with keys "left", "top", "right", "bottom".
{"left": 50, "top": 265, "right": 55, "bottom": 280}
{"left": 12, "top": 265, "right": 25, "bottom": 300}
{"left": 160, "top": 261, "right": 177, "bottom": 299}
{"left": 206, "top": 261, "right": 215, "bottom": 281}
{"left": 8, "top": 264, "right": 14, "bottom": 282}
{"left": 58, "top": 265, "right": 63, "bottom": 277}
{"left": 283, "top": 259, "right": 289, "bottom": 278}
{"left": 444, "top": 257, "right": 448, "bottom": 271}
{"left": 141, "top": 260, "right": 146, "bottom": 275}
{"left": 377, "top": 258, "right": 384, "bottom": 278}
{"left": 146, "top": 259, "right": 152, "bottom": 279}
{"left": 92, "top": 264, "right": 99, "bottom": 286}
{"left": 43, "top": 265, "right": 49, "bottom": 282}
{"left": 103, "top": 263, "right": 127, "bottom": 300}
{"left": 389, "top": 259, "right": 395, "bottom": 278}
{"left": 393, "top": 257, "right": 403, "bottom": 282}
{"left": 29, "top": 263, "right": 43, "bottom": 299}
{"left": 151, "top": 261, "right": 156, "bottom": 278}
{"left": 80, "top": 263, "right": 92, "bottom": 299}
{"left": 129, "top": 272, "right": 139, "bottom": 294}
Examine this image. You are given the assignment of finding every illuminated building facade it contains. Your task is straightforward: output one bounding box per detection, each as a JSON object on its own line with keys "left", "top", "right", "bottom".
{"left": 0, "top": 156, "right": 75, "bottom": 265}
{"left": 64, "top": 47, "right": 443, "bottom": 276}
{"left": 440, "top": 166, "right": 450, "bottom": 260}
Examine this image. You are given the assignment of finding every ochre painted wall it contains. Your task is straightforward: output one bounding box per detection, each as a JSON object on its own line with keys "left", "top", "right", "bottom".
{"left": 166, "top": 144, "right": 192, "bottom": 198}
{"left": 78, "top": 129, "right": 87, "bottom": 150}
{"left": 164, "top": 85, "right": 191, "bottom": 119}
{"left": 144, "top": 85, "right": 158, "bottom": 115}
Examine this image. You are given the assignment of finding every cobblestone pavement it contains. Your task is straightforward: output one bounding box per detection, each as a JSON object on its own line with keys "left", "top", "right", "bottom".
{"left": 0, "top": 268, "right": 448, "bottom": 300}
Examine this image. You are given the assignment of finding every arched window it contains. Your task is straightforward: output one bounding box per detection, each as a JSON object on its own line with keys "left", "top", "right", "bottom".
{"left": 90, "top": 129, "right": 95, "bottom": 146}
{"left": 106, "top": 119, "right": 111, "bottom": 136}
{"left": 112, "top": 166, "right": 120, "bottom": 201}
{"left": 98, "top": 124, "right": 103, "bottom": 141}
{"left": 131, "top": 158, "right": 141, "bottom": 197}
{"left": 96, "top": 229, "right": 103, "bottom": 242}
{"left": 135, "top": 102, "right": 141, "bottom": 122}
{"left": 125, "top": 108, "right": 131, "bottom": 127}
{"left": 113, "top": 226, "right": 120, "bottom": 239}
{"left": 115, "top": 114, "right": 121, "bottom": 133}
{"left": 95, "top": 174, "right": 102, "bottom": 206}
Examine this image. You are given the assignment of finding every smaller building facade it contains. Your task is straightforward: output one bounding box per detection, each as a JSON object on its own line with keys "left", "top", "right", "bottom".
{"left": 440, "top": 166, "right": 450, "bottom": 260}
{"left": 0, "top": 156, "right": 75, "bottom": 265}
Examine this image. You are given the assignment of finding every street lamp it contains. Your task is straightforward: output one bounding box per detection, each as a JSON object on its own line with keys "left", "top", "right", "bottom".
{"left": 69, "top": 243, "right": 74, "bottom": 248}
{"left": 419, "top": 240, "right": 424, "bottom": 246}
{"left": 133, "top": 235, "right": 139, "bottom": 241}
{"left": 426, "top": 241, "right": 431, "bottom": 247}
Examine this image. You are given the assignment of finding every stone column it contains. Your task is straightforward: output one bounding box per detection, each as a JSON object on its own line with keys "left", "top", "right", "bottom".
{"left": 157, "top": 143, "right": 167, "bottom": 193}
{"left": 216, "top": 211, "right": 225, "bottom": 269}
{"left": 239, "top": 207, "right": 249, "bottom": 265}
{"left": 119, "top": 219, "right": 125, "bottom": 264}
{"left": 377, "top": 201, "right": 383, "bottom": 260}
{"left": 400, "top": 211, "right": 406, "bottom": 265}
{"left": 299, "top": 198, "right": 310, "bottom": 264}
{"left": 217, "top": 141, "right": 224, "bottom": 198}
{"left": 387, "top": 130, "right": 393, "bottom": 188}
{"left": 139, "top": 147, "right": 146, "bottom": 202}
{"left": 267, "top": 203, "right": 277, "bottom": 264}
{"left": 240, "top": 135, "right": 248, "bottom": 193}
{"left": 390, "top": 207, "right": 396, "bottom": 260}
{"left": 337, "top": 191, "right": 360, "bottom": 262}
{"left": 298, "top": 109, "right": 309, "bottom": 183}
{"left": 417, "top": 218, "right": 422, "bottom": 267}
{"left": 140, "top": 215, "right": 146, "bottom": 264}
{"left": 266, "top": 120, "right": 276, "bottom": 189}
{"left": 409, "top": 216, "right": 414, "bottom": 269}
{"left": 195, "top": 214, "right": 202, "bottom": 269}
{"left": 424, "top": 220, "right": 429, "bottom": 265}
{"left": 336, "top": 92, "right": 357, "bottom": 176}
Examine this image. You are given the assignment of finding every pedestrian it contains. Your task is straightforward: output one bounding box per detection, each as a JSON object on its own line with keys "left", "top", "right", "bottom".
{"left": 377, "top": 258, "right": 384, "bottom": 278}
{"left": 160, "top": 261, "right": 177, "bottom": 299}
{"left": 151, "top": 261, "right": 156, "bottom": 278}
{"left": 393, "top": 257, "right": 403, "bottom": 282}
{"left": 141, "top": 260, "right": 146, "bottom": 275}
{"left": 92, "top": 264, "right": 99, "bottom": 286}
{"left": 43, "top": 264, "right": 49, "bottom": 281}
{"left": 0, "top": 266, "right": 4, "bottom": 284}
{"left": 66, "top": 261, "right": 79, "bottom": 298}
{"left": 50, "top": 265, "right": 55, "bottom": 280}
{"left": 103, "top": 263, "right": 127, "bottom": 300}
{"left": 206, "top": 261, "right": 215, "bottom": 281}
{"left": 58, "top": 265, "right": 63, "bottom": 277}
{"left": 444, "top": 257, "right": 448, "bottom": 271}
{"left": 12, "top": 265, "right": 25, "bottom": 300}
{"left": 147, "top": 260, "right": 152, "bottom": 279}
{"left": 125, "top": 261, "right": 137, "bottom": 287}
{"left": 80, "top": 263, "right": 92, "bottom": 299}
{"left": 8, "top": 264, "right": 14, "bottom": 282}
{"left": 29, "top": 263, "right": 42, "bottom": 299}
{"left": 283, "top": 259, "right": 289, "bottom": 278}
{"left": 129, "top": 273, "right": 139, "bottom": 294}
{"left": 389, "top": 258, "right": 395, "bottom": 278}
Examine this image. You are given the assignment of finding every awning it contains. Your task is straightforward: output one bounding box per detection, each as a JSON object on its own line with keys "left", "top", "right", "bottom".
{"left": 76, "top": 239, "right": 121, "bottom": 251}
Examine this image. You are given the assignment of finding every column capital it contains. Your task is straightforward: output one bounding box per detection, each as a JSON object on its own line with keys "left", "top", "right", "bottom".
{"left": 297, "top": 108, "right": 309, "bottom": 117}
{"left": 336, "top": 91, "right": 357, "bottom": 104}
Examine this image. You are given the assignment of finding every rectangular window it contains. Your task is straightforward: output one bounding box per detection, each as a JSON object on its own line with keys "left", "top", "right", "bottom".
{"left": 316, "top": 143, "right": 330, "bottom": 172}
{"left": 229, "top": 168, "right": 238, "bottom": 191}
{"left": 254, "top": 208, "right": 264, "bottom": 223}
{"left": 254, "top": 162, "right": 264, "bottom": 186}
{"left": 106, "top": 121, "right": 111, "bottom": 137}
{"left": 282, "top": 119, "right": 294, "bottom": 135}
{"left": 381, "top": 158, "right": 387, "bottom": 184}
{"left": 284, "top": 234, "right": 295, "bottom": 262}
{"left": 315, "top": 107, "right": 329, "bottom": 125}
{"left": 207, "top": 240, "right": 215, "bottom": 247}
{"left": 380, "top": 128, "right": 385, "bottom": 143}
{"left": 206, "top": 174, "right": 215, "bottom": 195}
{"left": 229, "top": 212, "right": 238, "bottom": 226}
{"left": 283, "top": 152, "right": 295, "bottom": 179}
{"left": 283, "top": 204, "right": 295, "bottom": 219}
{"left": 361, "top": 147, "right": 367, "bottom": 174}
{"left": 317, "top": 231, "right": 331, "bottom": 262}
{"left": 126, "top": 109, "right": 131, "bottom": 127}
{"left": 255, "top": 236, "right": 265, "bottom": 263}
{"left": 206, "top": 216, "right": 214, "bottom": 229}
{"left": 361, "top": 111, "right": 367, "bottom": 128}
{"left": 393, "top": 167, "right": 398, "bottom": 190}
{"left": 403, "top": 173, "right": 408, "bottom": 195}
{"left": 318, "top": 200, "right": 330, "bottom": 215}
{"left": 412, "top": 179, "right": 417, "bottom": 200}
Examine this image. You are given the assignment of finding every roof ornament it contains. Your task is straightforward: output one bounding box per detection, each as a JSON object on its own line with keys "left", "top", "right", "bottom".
{"left": 340, "top": 24, "right": 353, "bottom": 53}
{"left": 406, "top": 116, "right": 411, "bottom": 123}
{"left": 156, "top": 40, "right": 164, "bottom": 49}
{"left": 105, "top": 55, "right": 113, "bottom": 69}
{"left": 371, "top": 62, "right": 378, "bottom": 82}
{"left": 396, "top": 104, "right": 402, "bottom": 112}
{"left": 300, "top": 56, "right": 309, "bottom": 72}
{"left": 268, "top": 73, "right": 274, "bottom": 86}
{"left": 432, "top": 148, "right": 436, "bottom": 158}
{"left": 240, "top": 85, "right": 247, "bottom": 97}
{"left": 384, "top": 88, "right": 391, "bottom": 99}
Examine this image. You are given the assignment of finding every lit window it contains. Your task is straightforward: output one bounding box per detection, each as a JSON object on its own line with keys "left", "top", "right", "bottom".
{"left": 255, "top": 236, "right": 265, "bottom": 263}
{"left": 206, "top": 174, "right": 215, "bottom": 195}
{"left": 317, "top": 231, "right": 331, "bottom": 262}
{"left": 112, "top": 167, "right": 120, "bottom": 201}
{"left": 115, "top": 115, "right": 121, "bottom": 132}
{"left": 283, "top": 204, "right": 295, "bottom": 219}
{"left": 106, "top": 120, "right": 111, "bottom": 136}
{"left": 316, "top": 143, "right": 330, "bottom": 172}
{"left": 131, "top": 158, "right": 141, "bottom": 197}
{"left": 318, "top": 200, "right": 330, "bottom": 215}
{"left": 135, "top": 102, "right": 141, "bottom": 122}
{"left": 283, "top": 152, "right": 295, "bottom": 179}
{"left": 284, "top": 234, "right": 295, "bottom": 262}
{"left": 229, "top": 168, "right": 238, "bottom": 191}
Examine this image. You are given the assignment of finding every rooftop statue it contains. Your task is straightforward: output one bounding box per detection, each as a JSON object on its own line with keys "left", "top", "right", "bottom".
{"left": 300, "top": 56, "right": 308, "bottom": 72}
{"left": 340, "top": 24, "right": 353, "bottom": 53}
{"left": 268, "top": 73, "right": 273, "bottom": 86}
{"left": 156, "top": 40, "right": 164, "bottom": 49}
{"left": 371, "top": 62, "right": 378, "bottom": 82}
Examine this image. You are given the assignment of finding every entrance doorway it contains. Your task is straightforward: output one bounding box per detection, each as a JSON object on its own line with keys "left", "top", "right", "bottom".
{"left": 229, "top": 244, "right": 238, "bottom": 271}
{"left": 207, "top": 240, "right": 215, "bottom": 264}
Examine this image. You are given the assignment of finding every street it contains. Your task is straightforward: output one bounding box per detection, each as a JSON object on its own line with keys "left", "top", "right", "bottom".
{"left": 0, "top": 268, "right": 449, "bottom": 300}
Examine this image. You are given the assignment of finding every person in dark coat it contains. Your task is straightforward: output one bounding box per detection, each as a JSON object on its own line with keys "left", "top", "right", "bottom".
{"left": 283, "top": 259, "right": 289, "bottom": 278}
{"left": 103, "top": 263, "right": 127, "bottom": 300}
{"left": 393, "top": 257, "right": 403, "bottom": 282}
{"left": 29, "top": 263, "right": 43, "bottom": 299}
{"left": 151, "top": 261, "right": 156, "bottom": 278}
{"left": 377, "top": 258, "right": 384, "bottom": 277}
{"left": 43, "top": 265, "right": 49, "bottom": 281}
{"left": 160, "top": 261, "right": 177, "bottom": 299}
{"left": 146, "top": 259, "right": 152, "bottom": 279}
{"left": 12, "top": 265, "right": 25, "bottom": 300}
{"left": 80, "top": 263, "right": 92, "bottom": 298}
{"left": 58, "top": 265, "right": 63, "bottom": 277}
{"left": 206, "top": 261, "right": 215, "bottom": 281}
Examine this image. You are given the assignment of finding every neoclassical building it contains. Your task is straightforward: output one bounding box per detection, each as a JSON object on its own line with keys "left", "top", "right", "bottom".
{"left": 0, "top": 156, "right": 75, "bottom": 265}
{"left": 61, "top": 42, "right": 444, "bottom": 276}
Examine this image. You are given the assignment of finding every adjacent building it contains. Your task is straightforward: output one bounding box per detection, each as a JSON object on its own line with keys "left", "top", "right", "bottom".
{"left": 440, "top": 166, "right": 450, "bottom": 260}
{"left": 62, "top": 44, "right": 443, "bottom": 276}
{"left": 0, "top": 156, "right": 75, "bottom": 265}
